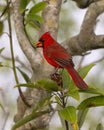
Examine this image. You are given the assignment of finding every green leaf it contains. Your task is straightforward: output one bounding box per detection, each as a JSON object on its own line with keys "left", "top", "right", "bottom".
{"left": 78, "top": 108, "right": 88, "bottom": 128}
{"left": 61, "top": 69, "right": 80, "bottom": 100}
{"left": 79, "top": 86, "right": 104, "bottom": 95}
{"left": 67, "top": 81, "right": 80, "bottom": 101}
{"left": 26, "top": 21, "right": 40, "bottom": 30}
{"left": 11, "top": 110, "right": 51, "bottom": 130}
{"left": 66, "top": 88, "right": 80, "bottom": 101}
{"left": 0, "top": 47, "right": 5, "bottom": 54}
{"left": 32, "top": 95, "right": 52, "bottom": 113}
{"left": 37, "top": 79, "right": 59, "bottom": 92}
{"left": 29, "top": 1, "right": 47, "bottom": 14}
{"left": 0, "top": 21, "right": 4, "bottom": 36}
{"left": 19, "top": 0, "right": 30, "bottom": 13}
{"left": 96, "top": 123, "right": 104, "bottom": 130}
{"left": 78, "top": 64, "right": 95, "bottom": 78}
{"left": 0, "top": 48, "right": 4, "bottom": 67}
{"left": 0, "top": 102, "right": 4, "bottom": 111}
{"left": 15, "top": 79, "right": 59, "bottom": 92}
{"left": 0, "top": 62, "right": 3, "bottom": 67}
{"left": 59, "top": 106, "right": 77, "bottom": 123}
{"left": 14, "top": 83, "right": 35, "bottom": 88}
{"left": 78, "top": 96, "right": 104, "bottom": 110}
{"left": 62, "top": 69, "right": 71, "bottom": 88}
{"left": 27, "top": 13, "right": 43, "bottom": 23}
{"left": 17, "top": 67, "right": 31, "bottom": 82}
{"left": 62, "top": 69, "right": 80, "bottom": 101}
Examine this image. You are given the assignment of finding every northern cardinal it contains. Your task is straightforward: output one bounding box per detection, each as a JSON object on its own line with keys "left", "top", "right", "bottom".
{"left": 35, "top": 32, "right": 88, "bottom": 89}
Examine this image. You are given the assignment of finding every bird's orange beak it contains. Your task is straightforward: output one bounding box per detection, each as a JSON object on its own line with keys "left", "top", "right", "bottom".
{"left": 34, "top": 41, "right": 43, "bottom": 48}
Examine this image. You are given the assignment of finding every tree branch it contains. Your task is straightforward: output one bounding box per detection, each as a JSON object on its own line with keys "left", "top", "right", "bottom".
{"left": 63, "top": 0, "right": 104, "bottom": 55}
{"left": 12, "top": 0, "right": 62, "bottom": 130}
{"left": 38, "top": 0, "right": 63, "bottom": 77}
{"left": 41, "top": 0, "right": 62, "bottom": 39}
{"left": 12, "top": 0, "right": 44, "bottom": 80}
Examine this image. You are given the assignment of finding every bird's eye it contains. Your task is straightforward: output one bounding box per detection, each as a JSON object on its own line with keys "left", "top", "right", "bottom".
{"left": 39, "top": 38, "right": 45, "bottom": 43}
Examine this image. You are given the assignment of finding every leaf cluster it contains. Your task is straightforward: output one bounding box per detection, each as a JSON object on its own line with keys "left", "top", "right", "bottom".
{"left": 20, "top": 0, "right": 47, "bottom": 30}
{"left": 12, "top": 64, "right": 104, "bottom": 130}
{"left": 0, "top": 0, "right": 47, "bottom": 37}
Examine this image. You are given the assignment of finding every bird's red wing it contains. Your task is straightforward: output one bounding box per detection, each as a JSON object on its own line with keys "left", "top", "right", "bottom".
{"left": 44, "top": 42, "right": 74, "bottom": 68}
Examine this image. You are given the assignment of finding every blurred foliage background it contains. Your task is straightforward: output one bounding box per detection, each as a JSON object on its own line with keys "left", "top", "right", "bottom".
{"left": 0, "top": 0, "right": 104, "bottom": 130}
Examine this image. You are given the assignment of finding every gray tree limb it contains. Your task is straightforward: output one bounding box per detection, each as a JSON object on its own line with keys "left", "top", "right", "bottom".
{"left": 12, "top": 0, "right": 62, "bottom": 130}
{"left": 63, "top": 0, "right": 104, "bottom": 55}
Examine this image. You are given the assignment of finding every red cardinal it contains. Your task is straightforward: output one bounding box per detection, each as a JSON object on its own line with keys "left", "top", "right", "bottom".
{"left": 35, "top": 32, "right": 88, "bottom": 89}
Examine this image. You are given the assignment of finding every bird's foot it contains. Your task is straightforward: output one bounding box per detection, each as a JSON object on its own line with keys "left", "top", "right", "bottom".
{"left": 50, "top": 72, "right": 63, "bottom": 87}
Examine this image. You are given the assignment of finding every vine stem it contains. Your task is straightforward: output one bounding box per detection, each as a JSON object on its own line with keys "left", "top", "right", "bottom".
{"left": 6, "top": 0, "right": 30, "bottom": 107}
{"left": 61, "top": 92, "right": 69, "bottom": 130}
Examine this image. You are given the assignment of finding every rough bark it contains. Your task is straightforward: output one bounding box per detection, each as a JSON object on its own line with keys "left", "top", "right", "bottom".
{"left": 12, "top": 0, "right": 62, "bottom": 130}
{"left": 63, "top": 1, "right": 104, "bottom": 55}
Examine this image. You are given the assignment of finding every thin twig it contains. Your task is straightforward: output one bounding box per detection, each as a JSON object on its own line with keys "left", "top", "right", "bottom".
{"left": 6, "top": 0, "right": 30, "bottom": 107}
{"left": 0, "top": 54, "right": 32, "bottom": 72}
{"left": 0, "top": 2, "right": 10, "bottom": 19}
{"left": 61, "top": 91, "right": 69, "bottom": 130}
{"left": 0, "top": 89, "right": 10, "bottom": 130}
{"left": 77, "top": 56, "right": 85, "bottom": 70}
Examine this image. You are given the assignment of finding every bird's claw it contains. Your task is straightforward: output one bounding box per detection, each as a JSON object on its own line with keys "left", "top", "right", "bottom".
{"left": 50, "top": 72, "right": 63, "bottom": 87}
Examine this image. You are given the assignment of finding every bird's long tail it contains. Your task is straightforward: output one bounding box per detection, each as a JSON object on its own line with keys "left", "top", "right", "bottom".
{"left": 66, "top": 66, "right": 88, "bottom": 89}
